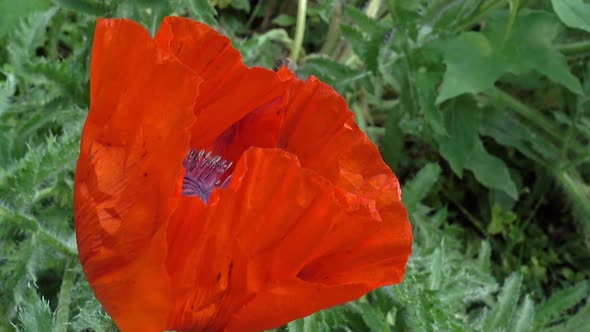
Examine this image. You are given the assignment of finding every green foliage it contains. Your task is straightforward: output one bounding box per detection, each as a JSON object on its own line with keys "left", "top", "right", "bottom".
{"left": 438, "top": 10, "right": 583, "bottom": 103}
{"left": 551, "top": 0, "right": 590, "bottom": 33}
{"left": 1, "top": 0, "right": 589, "bottom": 331}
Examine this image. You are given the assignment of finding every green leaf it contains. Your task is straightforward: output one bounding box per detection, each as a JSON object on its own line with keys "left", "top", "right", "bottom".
{"left": 272, "top": 14, "right": 296, "bottom": 27}
{"left": 480, "top": 107, "right": 555, "bottom": 164}
{"left": 486, "top": 10, "right": 584, "bottom": 95}
{"left": 51, "top": 0, "right": 112, "bottom": 15}
{"left": 382, "top": 108, "right": 403, "bottom": 169}
{"left": 536, "top": 281, "right": 589, "bottom": 324}
{"left": 230, "top": 0, "right": 250, "bottom": 12}
{"left": 477, "top": 241, "right": 492, "bottom": 274}
{"left": 547, "top": 297, "right": 590, "bottom": 332}
{"left": 0, "top": 73, "right": 16, "bottom": 116}
{"left": 402, "top": 162, "right": 442, "bottom": 213}
{"left": 465, "top": 140, "right": 519, "bottom": 199}
{"left": 15, "top": 287, "right": 54, "bottom": 332}
{"left": 187, "top": 0, "right": 217, "bottom": 26}
{"left": 357, "top": 302, "right": 390, "bottom": 332}
{"left": 416, "top": 69, "right": 447, "bottom": 136}
{"left": 299, "top": 55, "right": 367, "bottom": 93}
{"left": 7, "top": 7, "right": 58, "bottom": 68}
{"left": 437, "top": 10, "right": 583, "bottom": 103}
{"left": 488, "top": 203, "right": 518, "bottom": 234}
{"left": 429, "top": 247, "right": 444, "bottom": 290}
{"left": 482, "top": 273, "right": 523, "bottom": 332}
{"left": 0, "top": 0, "right": 51, "bottom": 38}
{"left": 437, "top": 32, "right": 505, "bottom": 103}
{"left": 511, "top": 295, "right": 535, "bottom": 332}
{"left": 341, "top": 5, "right": 387, "bottom": 73}
{"left": 436, "top": 98, "right": 482, "bottom": 176}
{"left": 551, "top": 0, "right": 590, "bottom": 33}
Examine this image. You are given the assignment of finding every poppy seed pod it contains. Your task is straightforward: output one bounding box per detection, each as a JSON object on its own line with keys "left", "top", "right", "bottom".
{"left": 74, "top": 17, "right": 412, "bottom": 332}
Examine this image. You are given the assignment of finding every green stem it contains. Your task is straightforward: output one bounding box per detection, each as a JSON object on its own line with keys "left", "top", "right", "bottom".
{"left": 366, "top": 126, "right": 385, "bottom": 136}
{"left": 246, "top": 0, "right": 264, "bottom": 29}
{"left": 336, "top": 0, "right": 383, "bottom": 63}
{"left": 290, "top": 0, "right": 308, "bottom": 60}
{"left": 365, "top": 0, "right": 382, "bottom": 18}
{"left": 556, "top": 40, "right": 590, "bottom": 57}
{"left": 501, "top": 0, "right": 520, "bottom": 48}
{"left": 456, "top": 0, "right": 505, "bottom": 31}
{"left": 488, "top": 87, "right": 563, "bottom": 144}
{"left": 386, "top": 0, "right": 397, "bottom": 19}
{"left": 446, "top": 193, "right": 488, "bottom": 236}
{"left": 47, "top": 11, "right": 64, "bottom": 60}
{"left": 320, "top": 3, "right": 343, "bottom": 55}
{"left": 0, "top": 206, "right": 77, "bottom": 256}
{"left": 487, "top": 88, "right": 589, "bottom": 164}
{"left": 55, "top": 259, "right": 75, "bottom": 332}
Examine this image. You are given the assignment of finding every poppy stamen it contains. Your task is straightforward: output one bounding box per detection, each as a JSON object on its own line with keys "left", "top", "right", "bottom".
{"left": 182, "top": 149, "right": 232, "bottom": 202}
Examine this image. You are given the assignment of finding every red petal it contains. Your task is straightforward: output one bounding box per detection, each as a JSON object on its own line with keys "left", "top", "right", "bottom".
{"left": 164, "top": 147, "right": 408, "bottom": 331}
{"left": 278, "top": 75, "right": 412, "bottom": 285}
{"left": 75, "top": 18, "right": 201, "bottom": 331}
{"left": 155, "top": 17, "right": 292, "bottom": 153}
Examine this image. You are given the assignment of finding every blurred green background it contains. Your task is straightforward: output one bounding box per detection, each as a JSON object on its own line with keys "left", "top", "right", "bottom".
{"left": 1, "top": 0, "right": 590, "bottom": 331}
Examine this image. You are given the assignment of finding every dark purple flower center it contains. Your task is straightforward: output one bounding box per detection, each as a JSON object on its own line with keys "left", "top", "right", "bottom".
{"left": 182, "top": 149, "right": 232, "bottom": 203}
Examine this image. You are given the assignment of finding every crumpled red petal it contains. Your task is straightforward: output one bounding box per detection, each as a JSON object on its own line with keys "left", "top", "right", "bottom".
{"left": 76, "top": 16, "right": 412, "bottom": 332}
{"left": 165, "top": 147, "right": 401, "bottom": 332}
{"left": 74, "top": 18, "right": 201, "bottom": 331}
{"left": 277, "top": 75, "right": 412, "bottom": 285}
{"left": 155, "top": 17, "right": 292, "bottom": 152}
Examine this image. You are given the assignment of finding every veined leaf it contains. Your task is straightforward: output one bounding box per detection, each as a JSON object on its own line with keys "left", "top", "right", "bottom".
{"left": 437, "top": 97, "right": 482, "bottom": 176}
{"left": 437, "top": 10, "right": 583, "bottom": 103}
{"left": 465, "top": 139, "right": 518, "bottom": 199}
{"left": 551, "top": 0, "right": 590, "bottom": 33}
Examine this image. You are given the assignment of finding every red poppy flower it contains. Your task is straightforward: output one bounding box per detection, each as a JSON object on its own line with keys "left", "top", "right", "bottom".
{"left": 74, "top": 16, "right": 412, "bottom": 332}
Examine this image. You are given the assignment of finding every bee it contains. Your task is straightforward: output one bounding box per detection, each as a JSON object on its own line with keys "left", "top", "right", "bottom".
{"left": 273, "top": 58, "right": 298, "bottom": 72}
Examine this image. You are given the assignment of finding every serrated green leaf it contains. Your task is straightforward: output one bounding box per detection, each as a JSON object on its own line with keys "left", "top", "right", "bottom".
{"left": 0, "top": 73, "right": 16, "bottom": 116}
{"left": 299, "top": 55, "right": 367, "bottom": 93}
{"left": 429, "top": 247, "right": 444, "bottom": 290}
{"left": 482, "top": 273, "right": 523, "bottom": 332}
{"left": 437, "top": 10, "right": 583, "bottom": 103}
{"left": 511, "top": 295, "right": 535, "bottom": 332}
{"left": 7, "top": 7, "right": 58, "bottom": 68}
{"left": 546, "top": 297, "right": 590, "bottom": 332}
{"left": 341, "top": 6, "right": 387, "bottom": 72}
{"left": 357, "top": 302, "right": 389, "bottom": 332}
{"left": 187, "top": 0, "right": 217, "bottom": 26}
{"left": 15, "top": 287, "right": 54, "bottom": 332}
{"left": 344, "top": 5, "right": 386, "bottom": 36}
{"left": 0, "top": 0, "right": 51, "bottom": 38}
{"left": 477, "top": 241, "right": 492, "bottom": 274}
{"left": 51, "top": 0, "right": 112, "bottom": 15}
{"left": 551, "top": 0, "right": 590, "bottom": 33}
{"left": 536, "top": 281, "right": 589, "bottom": 324}
{"left": 402, "top": 162, "right": 442, "bottom": 212}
